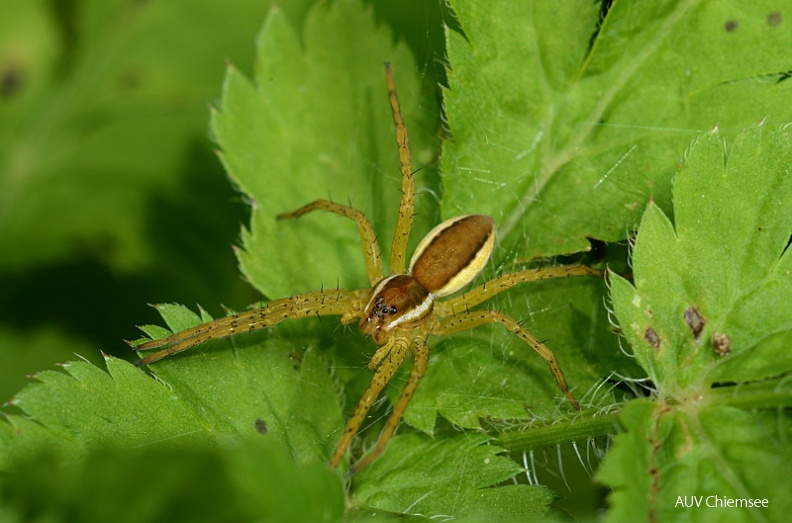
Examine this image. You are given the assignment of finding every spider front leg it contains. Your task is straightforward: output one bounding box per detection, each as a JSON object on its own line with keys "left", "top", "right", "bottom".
{"left": 329, "top": 332, "right": 412, "bottom": 470}
{"left": 384, "top": 62, "right": 415, "bottom": 275}
{"left": 133, "top": 289, "right": 368, "bottom": 366}
{"left": 277, "top": 200, "right": 383, "bottom": 286}
{"left": 432, "top": 310, "right": 581, "bottom": 410}
{"left": 352, "top": 334, "right": 429, "bottom": 472}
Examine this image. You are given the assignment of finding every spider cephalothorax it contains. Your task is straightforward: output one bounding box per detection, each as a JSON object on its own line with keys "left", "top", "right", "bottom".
{"left": 361, "top": 275, "right": 431, "bottom": 344}
{"left": 133, "top": 65, "right": 599, "bottom": 472}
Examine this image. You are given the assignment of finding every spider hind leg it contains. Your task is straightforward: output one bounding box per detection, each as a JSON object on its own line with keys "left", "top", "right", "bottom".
{"left": 432, "top": 310, "right": 581, "bottom": 410}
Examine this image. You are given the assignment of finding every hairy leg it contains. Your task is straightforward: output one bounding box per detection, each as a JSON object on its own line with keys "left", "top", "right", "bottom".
{"left": 133, "top": 289, "right": 367, "bottom": 366}
{"left": 435, "top": 265, "right": 602, "bottom": 317}
{"left": 384, "top": 63, "right": 415, "bottom": 275}
{"left": 329, "top": 333, "right": 411, "bottom": 469}
{"left": 432, "top": 310, "right": 580, "bottom": 409}
{"left": 352, "top": 334, "right": 429, "bottom": 472}
{"left": 278, "top": 200, "right": 383, "bottom": 285}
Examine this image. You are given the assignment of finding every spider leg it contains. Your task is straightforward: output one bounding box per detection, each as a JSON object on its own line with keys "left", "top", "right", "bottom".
{"left": 133, "top": 289, "right": 368, "bottom": 366}
{"left": 384, "top": 63, "right": 415, "bottom": 275}
{"left": 352, "top": 334, "right": 429, "bottom": 472}
{"left": 277, "top": 200, "right": 383, "bottom": 285}
{"left": 367, "top": 343, "right": 392, "bottom": 371}
{"left": 432, "top": 310, "right": 580, "bottom": 410}
{"left": 329, "top": 333, "right": 411, "bottom": 470}
{"left": 435, "top": 265, "right": 602, "bottom": 317}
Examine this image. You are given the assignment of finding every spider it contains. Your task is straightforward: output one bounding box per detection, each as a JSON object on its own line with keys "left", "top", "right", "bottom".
{"left": 133, "top": 64, "right": 600, "bottom": 472}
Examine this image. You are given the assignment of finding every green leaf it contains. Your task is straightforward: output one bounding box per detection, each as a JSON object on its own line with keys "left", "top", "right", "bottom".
{"left": 211, "top": 1, "right": 437, "bottom": 298}
{"left": 604, "top": 125, "right": 792, "bottom": 520}
{"left": 611, "top": 125, "right": 792, "bottom": 392}
{"left": 598, "top": 398, "right": 792, "bottom": 523}
{"left": 352, "top": 433, "right": 564, "bottom": 523}
{"left": 1, "top": 306, "right": 346, "bottom": 521}
{"left": 3, "top": 311, "right": 342, "bottom": 461}
{"left": 442, "top": 0, "right": 792, "bottom": 258}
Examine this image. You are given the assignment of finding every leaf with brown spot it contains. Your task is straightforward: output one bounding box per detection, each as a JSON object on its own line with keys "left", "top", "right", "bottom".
{"left": 605, "top": 125, "right": 792, "bottom": 521}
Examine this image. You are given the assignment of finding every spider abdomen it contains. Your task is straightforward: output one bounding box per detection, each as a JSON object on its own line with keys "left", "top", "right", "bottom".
{"left": 410, "top": 215, "right": 495, "bottom": 297}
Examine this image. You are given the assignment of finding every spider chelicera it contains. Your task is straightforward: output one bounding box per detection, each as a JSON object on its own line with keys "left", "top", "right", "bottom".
{"left": 133, "top": 64, "right": 600, "bottom": 471}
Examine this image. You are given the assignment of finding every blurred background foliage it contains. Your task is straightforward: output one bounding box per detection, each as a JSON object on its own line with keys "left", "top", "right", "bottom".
{"left": 0, "top": 0, "right": 447, "bottom": 402}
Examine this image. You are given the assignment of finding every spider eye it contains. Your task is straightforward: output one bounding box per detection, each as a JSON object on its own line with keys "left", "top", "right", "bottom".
{"left": 388, "top": 306, "right": 398, "bottom": 314}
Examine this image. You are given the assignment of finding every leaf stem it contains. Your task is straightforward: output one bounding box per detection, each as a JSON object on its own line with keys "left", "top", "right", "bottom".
{"left": 493, "top": 376, "right": 792, "bottom": 455}
{"left": 491, "top": 407, "right": 622, "bottom": 453}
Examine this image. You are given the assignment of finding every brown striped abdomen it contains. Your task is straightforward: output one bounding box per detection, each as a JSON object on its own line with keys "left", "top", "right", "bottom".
{"left": 409, "top": 215, "right": 495, "bottom": 297}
